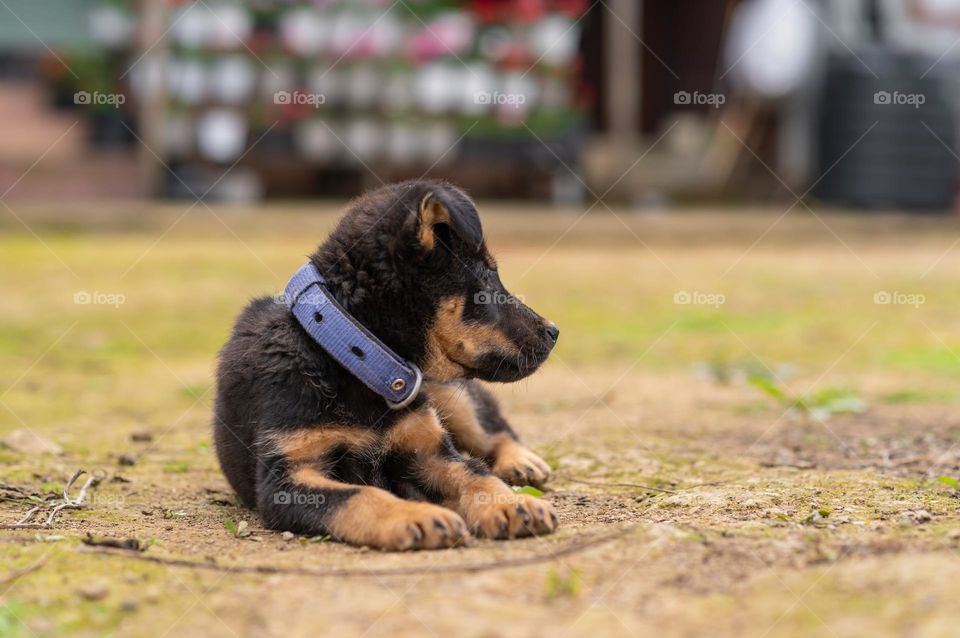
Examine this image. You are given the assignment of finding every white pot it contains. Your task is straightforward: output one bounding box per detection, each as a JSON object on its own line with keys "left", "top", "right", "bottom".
{"left": 297, "top": 120, "right": 341, "bottom": 162}
{"left": 386, "top": 123, "right": 419, "bottom": 164}
{"left": 89, "top": 6, "right": 134, "bottom": 49}
{"left": 210, "top": 56, "right": 257, "bottom": 104}
{"left": 170, "top": 59, "right": 208, "bottom": 105}
{"left": 280, "top": 8, "right": 329, "bottom": 55}
{"left": 208, "top": 4, "right": 252, "bottom": 48}
{"left": 422, "top": 123, "right": 458, "bottom": 164}
{"left": 197, "top": 110, "right": 248, "bottom": 163}
{"left": 529, "top": 16, "right": 579, "bottom": 67}
{"left": 172, "top": 5, "right": 212, "bottom": 49}
{"left": 345, "top": 119, "right": 383, "bottom": 162}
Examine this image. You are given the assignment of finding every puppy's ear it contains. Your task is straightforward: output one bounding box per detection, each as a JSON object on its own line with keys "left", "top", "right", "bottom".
{"left": 417, "top": 191, "right": 483, "bottom": 252}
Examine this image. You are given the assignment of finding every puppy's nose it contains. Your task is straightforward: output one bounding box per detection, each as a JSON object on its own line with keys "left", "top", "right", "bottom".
{"left": 544, "top": 322, "right": 560, "bottom": 344}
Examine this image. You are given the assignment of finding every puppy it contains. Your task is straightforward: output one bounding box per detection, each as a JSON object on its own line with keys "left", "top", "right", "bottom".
{"left": 214, "top": 179, "right": 559, "bottom": 550}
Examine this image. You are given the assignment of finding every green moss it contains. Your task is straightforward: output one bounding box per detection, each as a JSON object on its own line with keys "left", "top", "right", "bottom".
{"left": 879, "top": 389, "right": 957, "bottom": 404}
{"left": 162, "top": 462, "right": 190, "bottom": 474}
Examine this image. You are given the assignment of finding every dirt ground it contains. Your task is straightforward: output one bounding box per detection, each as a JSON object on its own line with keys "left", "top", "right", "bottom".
{"left": 2, "top": 203, "right": 960, "bottom": 637}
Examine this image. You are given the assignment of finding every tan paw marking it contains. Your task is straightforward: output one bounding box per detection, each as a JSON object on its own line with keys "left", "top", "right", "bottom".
{"left": 459, "top": 477, "right": 558, "bottom": 539}
{"left": 370, "top": 501, "right": 469, "bottom": 551}
{"left": 492, "top": 439, "right": 551, "bottom": 487}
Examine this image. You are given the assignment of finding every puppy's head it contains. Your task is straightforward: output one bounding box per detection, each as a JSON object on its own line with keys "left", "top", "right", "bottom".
{"left": 411, "top": 184, "right": 558, "bottom": 383}
{"left": 317, "top": 180, "right": 557, "bottom": 384}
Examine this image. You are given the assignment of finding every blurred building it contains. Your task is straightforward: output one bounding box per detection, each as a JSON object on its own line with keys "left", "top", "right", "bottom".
{"left": 0, "top": 0, "right": 958, "bottom": 209}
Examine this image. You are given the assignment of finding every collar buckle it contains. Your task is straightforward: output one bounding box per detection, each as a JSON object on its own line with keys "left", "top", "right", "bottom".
{"left": 284, "top": 262, "right": 422, "bottom": 410}
{"left": 384, "top": 365, "right": 423, "bottom": 410}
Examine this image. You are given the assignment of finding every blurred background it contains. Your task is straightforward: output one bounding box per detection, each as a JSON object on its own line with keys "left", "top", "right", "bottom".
{"left": 2, "top": 0, "right": 960, "bottom": 209}
{"left": 7, "top": 4, "right": 960, "bottom": 637}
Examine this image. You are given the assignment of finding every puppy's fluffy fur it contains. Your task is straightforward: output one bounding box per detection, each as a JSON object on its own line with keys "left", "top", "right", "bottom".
{"left": 214, "top": 180, "right": 559, "bottom": 550}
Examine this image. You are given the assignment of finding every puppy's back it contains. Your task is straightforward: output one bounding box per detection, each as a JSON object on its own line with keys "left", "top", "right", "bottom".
{"left": 213, "top": 296, "right": 287, "bottom": 507}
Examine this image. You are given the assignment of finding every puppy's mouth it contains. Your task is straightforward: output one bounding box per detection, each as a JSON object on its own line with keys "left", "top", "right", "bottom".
{"left": 463, "top": 347, "right": 552, "bottom": 383}
{"left": 443, "top": 351, "right": 482, "bottom": 377}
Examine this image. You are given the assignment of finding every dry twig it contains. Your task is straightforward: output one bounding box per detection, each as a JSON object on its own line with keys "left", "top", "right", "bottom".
{"left": 562, "top": 477, "right": 679, "bottom": 494}
{"left": 6, "top": 469, "right": 95, "bottom": 529}
{"left": 0, "top": 558, "right": 47, "bottom": 587}
{"left": 79, "top": 525, "right": 638, "bottom": 578}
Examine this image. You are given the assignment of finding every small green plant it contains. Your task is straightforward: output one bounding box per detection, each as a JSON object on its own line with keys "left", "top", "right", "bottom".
{"left": 298, "top": 534, "right": 331, "bottom": 545}
{"left": 544, "top": 567, "right": 582, "bottom": 601}
{"left": 880, "top": 389, "right": 954, "bottom": 404}
{"left": 224, "top": 518, "right": 251, "bottom": 538}
{"left": 512, "top": 485, "right": 545, "bottom": 497}
{"left": 163, "top": 462, "right": 190, "bottom": 474}
{"left": 749, "top": 376, "right": 866, "bottom": 421}
{"left": 937, "top": 476, "right": 960, "bottom": 491}
{"left": 803, "top": 507, "right": 831, "bottom": 527}
{"left": 0, "top": 599, "right": 28, "bottom": 638}
{"left": 699, "top": 358, "right": 795, "bottom": 386}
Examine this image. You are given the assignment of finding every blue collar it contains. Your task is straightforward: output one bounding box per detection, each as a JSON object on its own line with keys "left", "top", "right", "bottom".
{"left": 283, "top": 262, "right": 422, "bottom": 410}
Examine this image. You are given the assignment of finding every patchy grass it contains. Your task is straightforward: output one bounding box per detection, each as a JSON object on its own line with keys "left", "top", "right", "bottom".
{"left": 2, "top": 204, "right": 960, "bottom": 637}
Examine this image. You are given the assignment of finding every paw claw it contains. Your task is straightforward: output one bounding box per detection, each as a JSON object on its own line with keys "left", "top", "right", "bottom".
{"left": 375, "top": 502, "right": 469, "bottom": 551}
{"left": 516, "top": 504, "right": 531, "bottom": 524}
{"left": 464, "top": 481, "right": 558, "bottom": 540}
{"left": 493, "top": 445, "right": 552, "bottom": 488}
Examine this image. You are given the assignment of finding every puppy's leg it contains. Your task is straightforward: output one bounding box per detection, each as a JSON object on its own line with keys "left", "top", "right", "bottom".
{"left": 258, "top": 426, "right": 467, "bottom": 550}
{"left": 426, "top": 380, "right": 552, "bottom": 487}
{"left": 385, "top": 406, "right": 558, "bottom": 538}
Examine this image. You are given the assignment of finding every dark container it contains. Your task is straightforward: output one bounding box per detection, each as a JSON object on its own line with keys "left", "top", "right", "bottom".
{"left": 814, "top": 49, "right": 957, "bottom": 211}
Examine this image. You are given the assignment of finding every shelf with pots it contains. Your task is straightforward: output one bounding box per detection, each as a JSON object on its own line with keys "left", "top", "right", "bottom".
{"left": 65, "top": 0, "right": 588, "bottom": 196}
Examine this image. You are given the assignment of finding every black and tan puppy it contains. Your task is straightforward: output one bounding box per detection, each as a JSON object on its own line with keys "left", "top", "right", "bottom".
{"left": 214, "top": 179, "right": 559, "bottom": 550}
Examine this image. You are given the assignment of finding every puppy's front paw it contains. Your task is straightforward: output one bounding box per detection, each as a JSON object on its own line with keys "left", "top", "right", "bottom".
{"left": 492, "top": 441, "right": 552, "bottom": 487}
{"left": 460, "top": 478, "right": 558, "bottom": 539}
{"left": 372, "top": 501, "right": 469, "bottom": 551}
